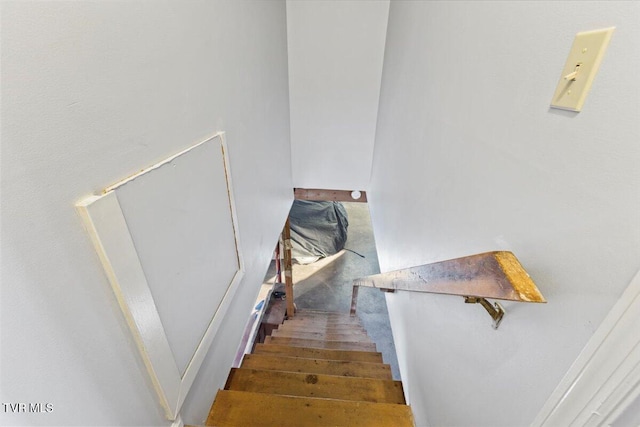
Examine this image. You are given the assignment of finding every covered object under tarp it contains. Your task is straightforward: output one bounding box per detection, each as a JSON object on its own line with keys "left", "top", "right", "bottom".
{"left": 289, "top": 200, "right": 349, "bottom": 264}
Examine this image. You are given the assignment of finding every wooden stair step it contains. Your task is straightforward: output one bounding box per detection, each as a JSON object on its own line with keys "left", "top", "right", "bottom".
{"left": 278, "top": 322, "right": 367, "bottom": 334}
{"left": 295, "top": 310, "right": 352, "bottom": 316}
{"left": 225, "top": 368, "right": 406, "bottom": 404}
{"left": 289, "top": 311, "right": 360, "bottom": 318}
{"left": 275, "top": 328, "right": 370, "bottom": 338}
{"left": 275, "top": 325, "right": 369, "bottom": 335}
{"left": 272, "top": 329, "right": 372, "bottom": 343}
{"left": 288, "top": 316, "right": 358, "bottom": 323}
{"left": 253, "top": 343, "right": 383, "bottom": 363}
{"left": 282, "top": 318, "right": 364, "bottom": 329}
{"left": 206, "top": 390, "right": 414, "bottom": 426}
{"left": 278, "top": 323, "right": 367, "bottom": 333}
{"left": 277, "top": 327, "right": 368, "bottom": 335}
{"left": 287, "top": 312, "right": 361, "bottom": 320}
{"left": 284, "top": 318, "right": 363, "bottom": 327}
{"left": 241, "top": 354, "right": 392, "bottom": 380}
{"left": 265, "top": 336, "right": 377, "bottom": 352}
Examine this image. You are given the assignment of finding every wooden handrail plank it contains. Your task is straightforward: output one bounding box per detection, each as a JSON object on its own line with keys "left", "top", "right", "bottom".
{"left": 353, "top": 251, "right": 545, "bottom": 303}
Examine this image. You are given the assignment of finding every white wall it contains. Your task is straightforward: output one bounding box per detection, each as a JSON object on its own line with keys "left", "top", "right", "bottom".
{"left": 0, "top": 1, "right": 291, "bottom": 426}
{"left": 287, "top": 0, "right": 389, "bottom": 190}
{"left": 369, "top": 2, "right": 640, "bottom": 426}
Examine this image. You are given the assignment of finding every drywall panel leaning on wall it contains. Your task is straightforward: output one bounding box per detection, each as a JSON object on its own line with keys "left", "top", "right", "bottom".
{"left": 76, "top": 132, "right": 244, "bottom": 420}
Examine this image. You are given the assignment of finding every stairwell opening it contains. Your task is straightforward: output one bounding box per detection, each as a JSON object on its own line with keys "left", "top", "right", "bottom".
{"left": 237, "top": 191, "right": 401, "bottom": 380}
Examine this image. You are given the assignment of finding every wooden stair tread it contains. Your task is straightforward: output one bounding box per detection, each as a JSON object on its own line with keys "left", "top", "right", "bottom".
{"left": 206, "top": 308, "right": 415, "bottom": 426}
{"left": 284, "top": 318, "right": 362, "bottom": 328}
{"left": 287, "top": 313, "right": 360, "bottom": 323}
{"left": 253, "top": 343, "right": 383, "bottom": 362}
{"left": 295, "top": 310, "right": 352, "bottom": 316}
{"left": 241, "top": 354, "right": 392, "bottom": 379}
{"left": 273, "top": 328, "right": 370, "bottom": 338}
{"left": 287, "top": 312, "right": 362, "bottom": 320}
{"left": 265, "top": 336, "right": 377, "bottom": 351}
{"left": 225, "top": 368, "right": 405, "bottom": 404}
{"left": 276, "top": 327, "right": 368, "bottom": 335}
{"left": 206, "top": 390, "right": 414, "bottom": 427}
{"left": 272, "top": 330, "right": 372, "bottom": 342}
{"left": 278, "top": 322, "right": 367, "bottom": 333}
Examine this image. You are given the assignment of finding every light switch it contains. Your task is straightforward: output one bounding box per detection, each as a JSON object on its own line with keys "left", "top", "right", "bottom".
{"left": 550, "top": 27, "right": 614, "bottom": 112}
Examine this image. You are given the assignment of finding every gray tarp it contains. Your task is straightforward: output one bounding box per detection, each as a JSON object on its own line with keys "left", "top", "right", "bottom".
{"left": 289, "top": 200, "right": 349, "bottom": 264}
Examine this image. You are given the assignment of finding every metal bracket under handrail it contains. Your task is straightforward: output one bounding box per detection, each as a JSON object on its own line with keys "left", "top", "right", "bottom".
{"left": 464, "top": 296, "right": 505, "bottom": 329}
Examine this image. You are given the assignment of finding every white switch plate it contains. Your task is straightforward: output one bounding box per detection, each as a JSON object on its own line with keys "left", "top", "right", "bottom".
{"left": 550, "top": 27, "right": 614, "bottom": 112}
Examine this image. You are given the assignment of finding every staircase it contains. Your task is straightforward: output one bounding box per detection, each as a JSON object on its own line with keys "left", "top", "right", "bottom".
{"left": 205, "top": 310, "right": 414, "bottom": 426}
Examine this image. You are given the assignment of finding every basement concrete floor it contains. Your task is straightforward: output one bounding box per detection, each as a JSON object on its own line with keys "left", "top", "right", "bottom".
{"left": 262, "top": 202, "right": 400, "bottom": 380}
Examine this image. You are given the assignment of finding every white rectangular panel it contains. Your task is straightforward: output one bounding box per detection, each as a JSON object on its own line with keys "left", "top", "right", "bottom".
{"left": 115, "top": 137, "right": 238, "bottom": 376}
{"left": 76, "top": 132, "right": 244, "bottom": 420}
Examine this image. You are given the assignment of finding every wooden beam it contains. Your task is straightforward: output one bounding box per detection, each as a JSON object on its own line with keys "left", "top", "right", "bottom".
{"left": 294, "top": 188, "right": 367, "bottom": 202}
{"left": 282, "top": 218, "right": 295, "bottom": 318}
